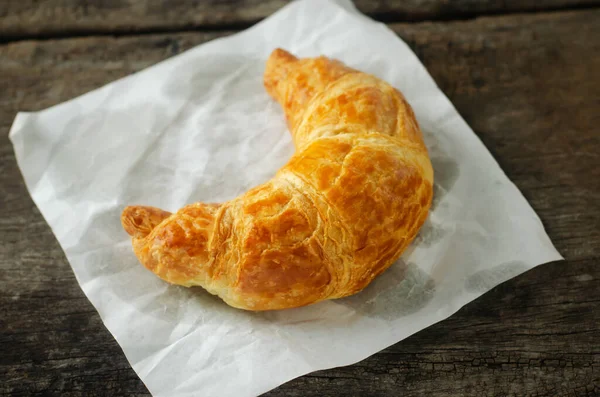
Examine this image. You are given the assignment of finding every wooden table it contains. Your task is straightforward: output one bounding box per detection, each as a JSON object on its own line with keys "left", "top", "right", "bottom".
{"left": 1, "top": 1, "right": 599, "bottom": 396}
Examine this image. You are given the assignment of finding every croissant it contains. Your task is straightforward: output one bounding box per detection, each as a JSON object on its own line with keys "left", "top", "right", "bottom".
{"left": 121, "top": 49, "right": 433, "bottom": 311}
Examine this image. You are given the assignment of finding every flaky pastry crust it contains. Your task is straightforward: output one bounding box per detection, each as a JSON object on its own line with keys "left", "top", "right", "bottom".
{"left": 121, "top": 49, "right": 433, "bottom": 311}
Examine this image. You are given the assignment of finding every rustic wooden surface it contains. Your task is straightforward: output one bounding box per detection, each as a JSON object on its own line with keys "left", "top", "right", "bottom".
{"left": 2, "top": 0, "right": 600, "bottom": 39}
{"left": 1, "top": 1, "right": 599, "bottom": 396}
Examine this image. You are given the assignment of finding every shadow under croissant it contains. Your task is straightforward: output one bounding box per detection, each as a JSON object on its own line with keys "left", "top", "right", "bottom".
{"left": 412, "top": 129, "right": 460, "bottom": 248}
{"left": 430, "top": 156, "right": 459, "bottom": 213}
{"left": 464, "top": 260, "right": 528, "bottom": 293}
{"left": 335, "top": 260, "right": 436, "bottom": 320}
{"left": 172, "top": 260, "right": 437, "bottom": 322}
{"left": 101, "top": 251, "right": 435, "bottom": 325}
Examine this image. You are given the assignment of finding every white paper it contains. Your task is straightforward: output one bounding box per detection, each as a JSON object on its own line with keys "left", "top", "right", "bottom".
{"left": 9, "top": 0, "right": 562, "bottom": 396}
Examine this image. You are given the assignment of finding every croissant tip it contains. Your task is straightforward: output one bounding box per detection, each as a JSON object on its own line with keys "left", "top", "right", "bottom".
{"left": 121, "top": 205, "right": 171, "bottom": 239}
{"left": 265, "top": 48, "right": 298, "bottom": 99}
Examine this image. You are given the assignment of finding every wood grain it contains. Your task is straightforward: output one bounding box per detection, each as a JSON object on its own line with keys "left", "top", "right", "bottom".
{"left": 1, "top": 0, "right": 600, "bottom": 39}
{"left": 1, "top": 8, "right": 599, "bottom": 397}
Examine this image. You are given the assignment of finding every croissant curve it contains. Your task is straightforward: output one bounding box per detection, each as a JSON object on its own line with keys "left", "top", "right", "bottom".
{"left": 121, "top": 49, "right": 433, "bottom": 311}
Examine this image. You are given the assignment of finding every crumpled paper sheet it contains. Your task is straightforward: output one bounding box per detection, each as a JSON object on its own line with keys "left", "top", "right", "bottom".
{"left": 9, "top": 0, "right": 562, "bottom": 395}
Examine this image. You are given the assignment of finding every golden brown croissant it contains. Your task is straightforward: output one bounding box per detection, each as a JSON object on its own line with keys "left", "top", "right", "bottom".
{"left": 121, "top": 49, "right": 433, "bottom": 311}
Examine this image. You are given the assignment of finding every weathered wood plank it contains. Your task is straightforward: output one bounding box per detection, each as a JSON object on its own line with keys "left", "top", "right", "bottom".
{"left": 1, "top": 0, "right": 600, "bottom": 39}
{"left": 1, "top": 9, "right": 599, "bottom": 397}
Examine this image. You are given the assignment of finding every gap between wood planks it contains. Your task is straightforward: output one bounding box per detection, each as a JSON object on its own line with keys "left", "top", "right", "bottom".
{"left": 0, "top": 2, "right": 599, "bottom": 44}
